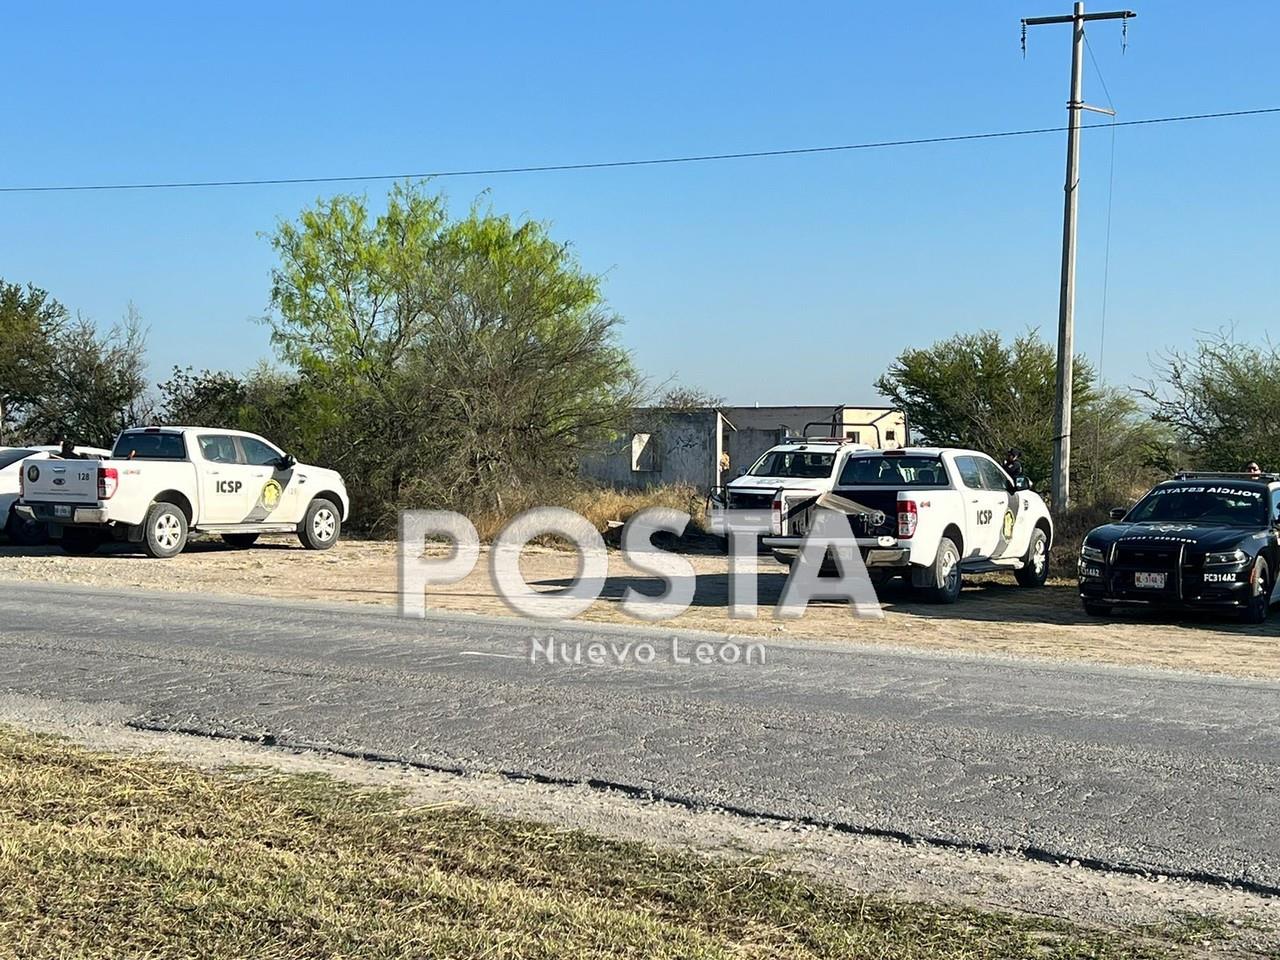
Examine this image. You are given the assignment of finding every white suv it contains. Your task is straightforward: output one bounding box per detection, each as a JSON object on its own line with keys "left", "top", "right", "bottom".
{"left": 708, "top": 437, "right": 871, "bottom": 537}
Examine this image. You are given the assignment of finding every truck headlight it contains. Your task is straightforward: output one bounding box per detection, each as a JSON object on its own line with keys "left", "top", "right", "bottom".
{"left": 1080, "top": 544, "right": 1106, "bottom": 563}
{"left": 1204, "top": 549, "right": 1248, "bottom": 567}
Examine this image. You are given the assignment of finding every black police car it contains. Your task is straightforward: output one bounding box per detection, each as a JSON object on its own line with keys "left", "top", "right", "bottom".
{"left": 1078, "top": 472, "right": 1280, "bottom": 623}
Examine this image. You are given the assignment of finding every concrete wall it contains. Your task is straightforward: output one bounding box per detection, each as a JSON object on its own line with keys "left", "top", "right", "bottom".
{"left": 579, "top": 410, "right": 721, "bottom": 491}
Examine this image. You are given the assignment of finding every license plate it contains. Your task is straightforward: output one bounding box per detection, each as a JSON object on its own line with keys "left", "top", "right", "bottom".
{"left": 1134, "top": 571, "right": 1167, "bottom": 589}
{"left": 54, "top": 505, "right": 71, "bottom": 518}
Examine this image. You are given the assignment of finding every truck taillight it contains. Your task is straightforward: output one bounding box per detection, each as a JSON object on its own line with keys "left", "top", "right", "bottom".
{"left": 771, "top": 493, "right": 783, "bottom": 535}
{"left": 98, "top": 467, "right": 119, "bottom": 500}
{"left": 898, "top": 500, "right": 918, "bottom": 539}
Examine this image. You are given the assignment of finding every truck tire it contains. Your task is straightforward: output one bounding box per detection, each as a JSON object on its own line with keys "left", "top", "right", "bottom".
{"left": 1015, "top": 527, "right": 1050, "bottom": 588}
{"left": 221, "top": 533, "right": 260, "bottom": 549}
{"left": 59, "top": 528, "right": 104, "bottom": 556}
{"left": 1240, "top": 557, "right": 1271, "bottom": 625}
{"left": 299, "top": 498, "right": 341, "bottom": 551}
{"left": 5, "top": 506, "right": 47, "bottom": 546}
{"left": 915, "top": 536, "right": 962, "bottom": 604}
{"left": 143, "top": 502, "right": 189, "bottom": 559}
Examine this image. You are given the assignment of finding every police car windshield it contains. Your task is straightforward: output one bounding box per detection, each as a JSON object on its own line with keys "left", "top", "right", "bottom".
{"left": 1125, "top": 484, "right": 1267, "bottom": 527}
{"left": 0, "top": 449, "right": 38, "bottom": 470}
{"left": 747, "top": 450, "right": 836, "bottom": 479}
{"left": 839, "top": 455, "right": 948, "bottom": 486}
{"left": 112, "top": 432, "right": 187, "bottom": 461}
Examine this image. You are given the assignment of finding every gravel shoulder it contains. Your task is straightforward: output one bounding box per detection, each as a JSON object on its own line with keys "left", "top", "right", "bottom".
{"left": 2, "top": 536, "right": 1278, "bottom": 677}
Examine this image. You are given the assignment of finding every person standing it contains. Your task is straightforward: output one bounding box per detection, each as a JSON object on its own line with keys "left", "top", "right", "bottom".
{"left": 1003, "top": 448, "right": 1025, "bottom": 481}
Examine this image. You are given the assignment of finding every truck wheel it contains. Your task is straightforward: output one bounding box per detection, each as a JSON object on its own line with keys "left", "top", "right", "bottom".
{"left": 221, "top": 533, "right": 260, "bottom": 549}
{"left": 1240, "top": 557, "right": 1271, "bottom": 625}
{"left": 1083, "top": 601, "right": 1113, "bottom": 618}
{"left": 299, "top": 498, "right": 341, "bottom": 550}
{"left": 5, "top": 506, "right": 47, "bottom": 546}
{"left": 143, "top": 502, "right": 189, "bottom": 559}
{"left": 915, "top": 536, "right": 962, "bottom": 604}
{"left": 1015, "top": 528, "right": 1050, "bottom": 587}
{"left": 59, "top": 528, "right": 103, "bottom": 556}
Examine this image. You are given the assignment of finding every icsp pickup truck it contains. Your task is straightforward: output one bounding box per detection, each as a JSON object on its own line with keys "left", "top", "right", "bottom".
{"left": 16, "top": 426, "right": 349, "bottom": 558}
{"left": 763, "top": 447, "right": 1053, "bottom": 603}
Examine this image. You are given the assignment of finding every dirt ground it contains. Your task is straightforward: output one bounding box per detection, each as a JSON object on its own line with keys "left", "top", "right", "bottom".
{"left": 2, "top": 535, "right": 1279, "bottom": 677}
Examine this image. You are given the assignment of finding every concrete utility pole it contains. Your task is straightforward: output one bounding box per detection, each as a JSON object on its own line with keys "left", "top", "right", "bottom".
{"left": 1022, "top": 2, "right": 1134, "bottom": 513}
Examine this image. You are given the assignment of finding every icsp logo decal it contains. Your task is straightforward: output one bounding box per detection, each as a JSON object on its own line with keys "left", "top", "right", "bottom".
{"left": 260, "top": 479, "right": 283, "bottom": 510}
{"left": 1003, "top": 510, "right": 1015, "bottom": 540}
{"left": 25, "top": 465, "right": 39, "bottom": 483}
{"left": 215, "top": 480, "right": 243, "bottom": 494}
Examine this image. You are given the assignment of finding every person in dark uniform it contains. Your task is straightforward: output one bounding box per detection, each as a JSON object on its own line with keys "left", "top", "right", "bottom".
{"left": 57, "top": 439, "right": 84, "bottom": 459}
{"left": 1245, "top": 461, "right": 1262, "bottom": 479}
{"left": 1002, "top": 448, "right": 1024, "bottom": 481}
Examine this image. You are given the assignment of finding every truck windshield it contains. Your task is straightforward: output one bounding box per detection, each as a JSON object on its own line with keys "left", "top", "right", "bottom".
{"left": 747, "top": 450, "right": 836, "bottom": 479}
{"left": 1125, "top": 484, "right": 1267, "bottom": 526}
{"left": 839, "top": 455, "right": 948, "bottom": 486}
{"left": 113, "top": 433, "right": 187, "bottom": 461}
{"left": 0, "top": 449, "right": 38, "bottom": 470}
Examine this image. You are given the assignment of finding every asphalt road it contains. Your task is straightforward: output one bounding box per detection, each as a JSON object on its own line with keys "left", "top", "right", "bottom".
{"left": 2, "top": 580, "right": 1278, "bottom": 892}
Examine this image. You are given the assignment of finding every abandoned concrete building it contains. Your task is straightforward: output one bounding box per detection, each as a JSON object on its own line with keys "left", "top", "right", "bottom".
{"left": 580, "top": 404, "right": 907, "bottom": 492}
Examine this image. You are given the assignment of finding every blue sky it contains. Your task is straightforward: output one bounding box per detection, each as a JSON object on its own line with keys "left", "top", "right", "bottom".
{"left": 2, "top": 1, "right": 1277, "bottom": 405}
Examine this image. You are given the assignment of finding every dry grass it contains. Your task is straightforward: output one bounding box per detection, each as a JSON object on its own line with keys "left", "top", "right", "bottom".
{"left": 0, "top": 726, "right": 1188, "bottom": 960}
{"left": 469, "top": 483, "right": 708, "bottom": 542}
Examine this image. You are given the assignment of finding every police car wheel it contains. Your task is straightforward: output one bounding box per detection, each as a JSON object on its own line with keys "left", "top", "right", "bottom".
{"left": 143, "top": 502, "right": 189, "bottom": 559}
{"left": 918, "top": 536, "right": 962, "bottom": 604}
{"left": 1015, "top": 528, "right": 1050, "bottom": 588}
{"left": 221, "top": 533, "right": 260, "bottom": 549}
{"left": 1240, "top": 557, "right": 1271, "bottom": 625}
{"left": 299, "top": 498, "right": 341, "bottom": 550}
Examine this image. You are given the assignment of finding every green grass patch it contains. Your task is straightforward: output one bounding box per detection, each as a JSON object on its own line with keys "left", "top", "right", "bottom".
{"left": 0, "top": 726, "right": 1185, "bottom": 958}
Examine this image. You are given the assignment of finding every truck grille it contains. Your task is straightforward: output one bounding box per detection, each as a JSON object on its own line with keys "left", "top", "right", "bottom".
{"left": 726, "top": 490, "right": 775, "bottom": 511}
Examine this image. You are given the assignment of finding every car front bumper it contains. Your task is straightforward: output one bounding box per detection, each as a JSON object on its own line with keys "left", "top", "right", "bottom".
{"left": 1078, "top": 561, "right": 1254, "bottom": 609}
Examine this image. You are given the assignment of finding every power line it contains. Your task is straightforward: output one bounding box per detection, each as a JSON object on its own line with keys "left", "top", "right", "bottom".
{"left": 1, "top": 106, "right": 1276, "bottom": 195}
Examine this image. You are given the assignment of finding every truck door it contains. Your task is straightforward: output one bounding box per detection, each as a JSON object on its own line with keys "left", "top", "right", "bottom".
{"left": 237, "top": 435, "right": 299, "bottom": 522}
{"left": 954, "top": 455, "right": 1003, "bottom": 559}
{"left": 975, "top": 457, "right": 1020, "bottom": 559}
{"left": 195, "top": 434, "right": 253, "bottom": 524}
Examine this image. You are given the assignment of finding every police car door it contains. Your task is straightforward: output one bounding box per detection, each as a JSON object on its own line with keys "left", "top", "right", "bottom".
{"left": 954, "top": 456, "right": 1002, "bottom": 559}
{"left": 196, "top": 434, "right": 253, "bottom": 524}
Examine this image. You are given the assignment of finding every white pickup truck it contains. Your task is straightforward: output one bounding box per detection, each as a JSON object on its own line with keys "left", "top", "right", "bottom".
{"left": 763, "top": 447, "right": 1053, "bottom": 603}
{"left": 16, "top": 426, "right": 349, "bottom": 558}
{"left": 707, "top": 436, "right": 871, "bottom": 537}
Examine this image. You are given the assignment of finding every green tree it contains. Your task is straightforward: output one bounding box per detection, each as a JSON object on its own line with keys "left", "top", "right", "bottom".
{"left": 266, "top": 182, "right": 641, "bottom": 527}
{"left": 25, "top": 312, "right": 151, "bottom": 448}
{"left": 0, "top": 281, "right": 67, "bottom": 441}
{"left": 158, "top": 367, "right": 247, "bottom": 427}
{"left": 875, "top": 329, "right": 1165, "bottom": 502}
{"left": 1139, "top": 331, "right": 1280, "bottom": 472}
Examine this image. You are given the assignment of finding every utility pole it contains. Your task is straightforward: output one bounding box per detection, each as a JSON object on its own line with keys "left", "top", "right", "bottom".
{"left": 1022, "top": 2, "right": 1133, "bottom": 513}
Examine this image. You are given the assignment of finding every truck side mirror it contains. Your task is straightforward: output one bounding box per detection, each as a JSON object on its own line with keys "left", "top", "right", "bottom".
{"left": 1109, "top": 507, "right": 1127, "bottom": 521}
{"left": 1013, "top": 476, "right": 1032, "bottom": 491}
{"left": 277, "top": 454, "right": 297, "bottom": 470}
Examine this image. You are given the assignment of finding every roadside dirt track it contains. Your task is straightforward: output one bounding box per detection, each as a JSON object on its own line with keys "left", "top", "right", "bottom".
{"left": 3, "top": 537, "right": 1278, "bottom": 677}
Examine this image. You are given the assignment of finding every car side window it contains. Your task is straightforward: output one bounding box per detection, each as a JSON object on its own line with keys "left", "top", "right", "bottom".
{"left": 239, "top": 436, "right": 283, "bottom": 467}
{"left": 955, "top": 456, "right": 983, "bottom": 490}
{"left": 976, "top": 458, "right": 1011, "bottom": 492}
{"left": 198, "top": 434, "right": 240, "bottom": 465}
